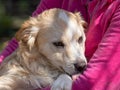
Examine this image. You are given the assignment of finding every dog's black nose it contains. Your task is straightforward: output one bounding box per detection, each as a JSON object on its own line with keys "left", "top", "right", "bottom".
{"left": 74, "top": 61, "right": 86, "bottom": 72}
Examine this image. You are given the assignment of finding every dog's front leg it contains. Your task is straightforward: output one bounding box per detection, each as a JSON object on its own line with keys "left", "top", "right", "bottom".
{"left": 0, "top": 75, "right": 31, "bottom": 90}
{"left": 51, "top": 74, "right": 72, "bottom": 90}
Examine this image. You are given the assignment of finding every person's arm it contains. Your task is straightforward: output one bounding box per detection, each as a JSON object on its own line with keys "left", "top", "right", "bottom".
{"left": 72, "top": 4, "right": 120, "bottom": 90}
{"left": 0, "top": 38, "right": 18, "bottom": 63}
{"left": 32, "top": 0, "right": 63, "bottom": 17}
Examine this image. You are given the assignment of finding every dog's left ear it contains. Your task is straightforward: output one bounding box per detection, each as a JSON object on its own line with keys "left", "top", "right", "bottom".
{"left": 15, "top": 20, "right": 39, "bottom": 50}
{"left": 74, "top": 12, "right": 88, "bottom": 32}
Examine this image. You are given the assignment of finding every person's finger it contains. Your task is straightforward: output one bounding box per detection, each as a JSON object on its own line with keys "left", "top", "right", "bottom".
{"left": 72, "top": 74, "right": 80, "bottom": 81}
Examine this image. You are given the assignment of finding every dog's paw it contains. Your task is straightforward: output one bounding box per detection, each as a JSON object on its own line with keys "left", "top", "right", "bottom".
{"left": 51, "top": 74, "right": 72, "bottom": 90}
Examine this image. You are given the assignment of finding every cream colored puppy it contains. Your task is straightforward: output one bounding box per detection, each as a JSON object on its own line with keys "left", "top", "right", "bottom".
{"left": 0, "top": 8, "right": 87, "bottom": 90}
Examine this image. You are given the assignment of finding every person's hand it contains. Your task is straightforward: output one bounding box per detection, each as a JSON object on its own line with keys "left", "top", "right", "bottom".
{"left": 72, "top": 74, "right": 80, "bottom": 81}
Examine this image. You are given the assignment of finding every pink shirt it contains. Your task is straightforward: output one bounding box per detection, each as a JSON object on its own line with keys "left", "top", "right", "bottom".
{"left": 1, "top": 0, "right": 120, "bottom": 90}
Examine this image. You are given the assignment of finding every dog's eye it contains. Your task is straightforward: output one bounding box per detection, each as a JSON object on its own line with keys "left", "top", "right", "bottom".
{"left": 53, "top": 41, "right": 64, "bottom": 47}
{"left": 78, "top": 37, "right": 83, "bottom": 43}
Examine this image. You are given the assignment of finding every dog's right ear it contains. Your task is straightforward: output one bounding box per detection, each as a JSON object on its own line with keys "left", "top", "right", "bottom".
{"left": 15, "top": 20, "right": 39, "bottom": 50}
{"left": 74, "top": 12, "right": 88, "bottom": 33}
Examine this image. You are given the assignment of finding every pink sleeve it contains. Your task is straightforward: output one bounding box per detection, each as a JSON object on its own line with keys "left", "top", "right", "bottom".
{"left": 32, "top": 0, "right": 63, "bottom": 17}
{"left": 72, "top": 4, "right": 120, "bottom": 90}
{"left": 0, "top": 38, "right": 18, "bottom": 63}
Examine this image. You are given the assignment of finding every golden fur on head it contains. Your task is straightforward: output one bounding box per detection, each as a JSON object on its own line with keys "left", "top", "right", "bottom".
{"left": 0, "top": 8, "right": 87, "bottom": 90}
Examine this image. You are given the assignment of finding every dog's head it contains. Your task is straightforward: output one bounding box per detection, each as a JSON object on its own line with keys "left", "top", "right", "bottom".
{"left": 16, "top": 8, "right": 87, "bottom": 75}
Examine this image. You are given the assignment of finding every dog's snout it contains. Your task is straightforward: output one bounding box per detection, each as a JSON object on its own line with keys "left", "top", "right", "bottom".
{"left": 74, "top": 61, "right": 86, "bottom": 72}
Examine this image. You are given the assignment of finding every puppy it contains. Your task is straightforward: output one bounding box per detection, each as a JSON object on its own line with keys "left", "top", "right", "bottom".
{"left": 0, "top": 8, "right": 87, "bottom": 90}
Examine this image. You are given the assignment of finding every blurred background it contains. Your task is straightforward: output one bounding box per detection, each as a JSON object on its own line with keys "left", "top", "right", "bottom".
{"left": 0, "top": 0, "right": 40, "bottom": 51}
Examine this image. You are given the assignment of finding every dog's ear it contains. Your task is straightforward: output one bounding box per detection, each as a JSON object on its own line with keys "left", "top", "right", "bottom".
{"left": 15, "top": 20, "right": 39, "bottom": 50}
{"left": 74, "top": 12, "right": 88, "bottom": 32}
